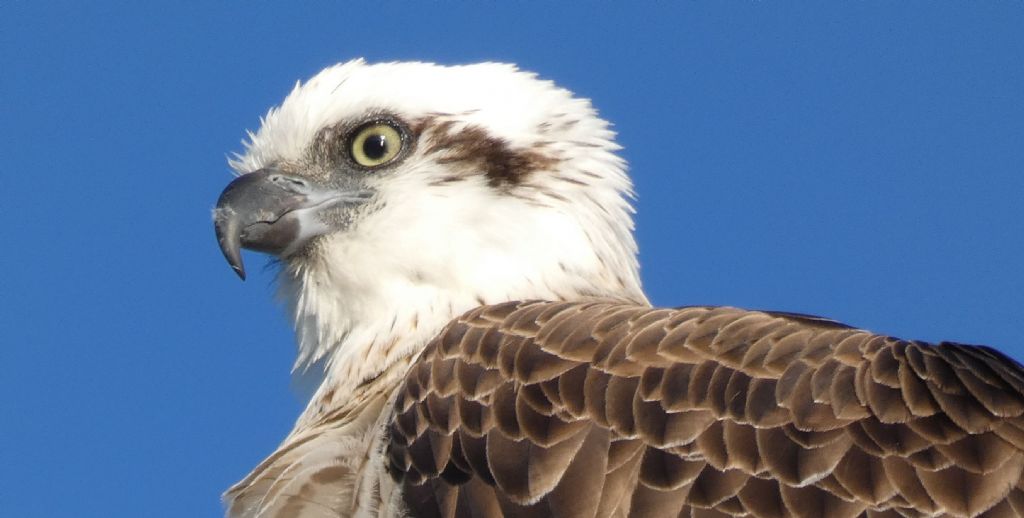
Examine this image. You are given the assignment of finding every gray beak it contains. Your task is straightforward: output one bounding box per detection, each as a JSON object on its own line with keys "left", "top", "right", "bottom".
{"left": 213, "top": 168, "right": 369, "bottom": 280}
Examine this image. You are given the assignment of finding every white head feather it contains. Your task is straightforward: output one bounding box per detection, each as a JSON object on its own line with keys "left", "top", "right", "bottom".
{"left": 231, "top": 59, "right": 645, "bottom": 396}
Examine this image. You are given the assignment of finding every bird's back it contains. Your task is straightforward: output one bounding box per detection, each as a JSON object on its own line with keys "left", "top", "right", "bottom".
{"left": 387, "top": 300, "right": 1024, "bottom": 518}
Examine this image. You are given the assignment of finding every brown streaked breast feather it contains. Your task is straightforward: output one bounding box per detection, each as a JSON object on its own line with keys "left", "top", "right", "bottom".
{"left": 386, "top": 300, "right": 1024, "bottom": 517}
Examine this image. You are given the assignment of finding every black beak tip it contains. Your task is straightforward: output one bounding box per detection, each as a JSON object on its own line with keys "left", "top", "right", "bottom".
{"left": 217, "top": 236, "right": 247, "bottom": 281}
{"left": 214, "top": 206, "right": 248, "bottom": 282}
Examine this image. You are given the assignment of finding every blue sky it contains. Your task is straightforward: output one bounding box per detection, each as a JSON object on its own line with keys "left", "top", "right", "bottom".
{"left": 2, "top": 3, "right": 1022, "bottom": 517}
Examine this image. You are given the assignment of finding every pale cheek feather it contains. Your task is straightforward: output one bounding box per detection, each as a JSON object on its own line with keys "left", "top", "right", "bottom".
{"left": 282, "top": 165, "right": 642, "bottom": 394}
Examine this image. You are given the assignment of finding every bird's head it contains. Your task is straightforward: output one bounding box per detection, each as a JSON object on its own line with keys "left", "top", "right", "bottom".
{"left": 214, "top": 60, "right": 645, "bottom": 381}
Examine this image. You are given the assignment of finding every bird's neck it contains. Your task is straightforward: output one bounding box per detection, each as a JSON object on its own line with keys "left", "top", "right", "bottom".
{"left": 280, "top": 260, "right": 642, "bottom": 405}
{"left": 280, "top": 269, "right": 462, "bottom": 400}
{"left": 278, "top": 190, "right": 648, "bottom": 402}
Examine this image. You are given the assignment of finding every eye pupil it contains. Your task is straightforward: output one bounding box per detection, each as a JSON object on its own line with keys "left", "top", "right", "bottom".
{"left": 362, "top": 134, "right": 388, "bottom": 160}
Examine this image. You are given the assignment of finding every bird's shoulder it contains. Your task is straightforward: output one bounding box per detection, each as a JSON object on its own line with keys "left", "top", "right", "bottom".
{"left": 387, "top": 299, "right": 1024, "bottom": 517}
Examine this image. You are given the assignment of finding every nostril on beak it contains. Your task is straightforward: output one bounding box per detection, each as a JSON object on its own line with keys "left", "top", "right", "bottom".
{"left": 270, "top": 175, "right": 310, "bottom": 191}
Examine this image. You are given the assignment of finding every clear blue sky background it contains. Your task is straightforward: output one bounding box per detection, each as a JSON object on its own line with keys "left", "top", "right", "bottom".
{"left": 2, "top": 2, "right": 1022, "bottom": 516}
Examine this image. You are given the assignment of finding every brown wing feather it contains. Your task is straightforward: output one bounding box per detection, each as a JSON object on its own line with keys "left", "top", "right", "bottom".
{"left": 387, "top": 300, "right": 1024, "bottom": 518}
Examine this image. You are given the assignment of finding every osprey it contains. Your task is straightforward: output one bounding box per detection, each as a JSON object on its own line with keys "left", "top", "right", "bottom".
{"left": 214, "top": 60, "right": 1024, "bottom": 518}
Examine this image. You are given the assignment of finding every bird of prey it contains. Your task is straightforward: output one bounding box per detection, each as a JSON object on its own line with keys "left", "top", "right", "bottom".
{"left": 214, "top": 59, "right": 1024, "bottom": 518}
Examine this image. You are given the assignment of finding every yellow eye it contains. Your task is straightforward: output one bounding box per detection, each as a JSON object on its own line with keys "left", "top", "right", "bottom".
{"left": 349, "top": 122, "right": 403, "bottom": 167}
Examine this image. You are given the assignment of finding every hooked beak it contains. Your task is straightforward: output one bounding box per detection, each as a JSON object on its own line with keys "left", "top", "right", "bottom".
{"left": 213, "top": 169, "right": 370, "bottom": 280}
